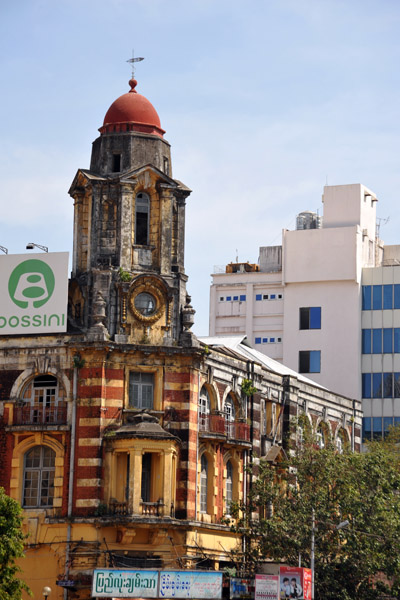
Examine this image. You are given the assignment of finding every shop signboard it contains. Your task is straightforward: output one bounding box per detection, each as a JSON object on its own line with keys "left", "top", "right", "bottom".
{"left": 279, "top": 567, "right": 311, "bottom": 600}
{"left": 159, "top": 570, "right": 222, "bottom": 599}
{"left": 0, "top": 252, "right": 68, "bottom": 335}
{"left": 230, "top": 577, "right": 254, "bottom": 600}
{"left": 255, "top": 574, "right": 279, "bottom": 600}
{"left": 92, "top": 569, "right": 159, "bottom": 598}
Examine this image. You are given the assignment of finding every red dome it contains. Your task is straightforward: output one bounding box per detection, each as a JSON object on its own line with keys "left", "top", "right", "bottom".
{"left": 100, "top": 79, "right": 165, "bottom": 137}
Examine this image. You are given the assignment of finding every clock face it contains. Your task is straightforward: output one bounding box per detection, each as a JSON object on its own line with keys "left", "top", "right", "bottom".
{"left": 134, "top": 292, "right": 157, "bottom": 316}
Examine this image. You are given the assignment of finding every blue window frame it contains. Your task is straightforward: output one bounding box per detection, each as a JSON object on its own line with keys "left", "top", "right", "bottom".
{"left": 372, "top": 329, "right": 382, "bottom": 354}
{"left": 362, "top": 417, "right": 371, "bottom": 442}
{"left": 255, "top": 294, "right": 262, "bottom": 301}
{"left": 395, "top": 416, "right": 400, "bottom": 426}
{"left": 362, "top": 285, "right": 372, "bottom": 310}
{"left": 373, "top": 285, "right": 382, "bottom": 310}
{"left": 384, "top": 285, "right": 393, "bottom": 309}
{"left": 362, "top": 373, "right": 371, "bottom": 398}
{"left": 383, "top": 372, "right": 393, "bottom": 398}
{"left": 255, "top": 337, "right": 261, "bottom": 344}
{"left": 299, "top": 307, "right": 321, "bottom": 330}
{"left": 270, "top": 294, "right": 276, "bottom": 299}
{"left": 226, "top": 296, "right": 232, "bottom": 301}
{"left": 262, "top": 338, "right": 268, "bottom": 343}
{"left": 395, "top": 329, "right": 400, "bottom": 353}
{"left": 240, "top": 295, "right": 246, "bottom": 301}
{"left": 233, "top": 296, "right": 239, "bottom": 301}
{"left": 299, "top": 350, "right": 321, "bottom": 373}
{"left": 395, "top": 285, "right": 400, "bottom": 309}
{"left": 362, "top": 329, "right": 371, "bottom": 354}
{"left": 383, "top": 329, "right": 393, "bottom": 353}
{"left": 373, "top": 373, "right": 382, "bottom": 398}
{"left": 270, "top": 337, "right": 275, "bottom": 343}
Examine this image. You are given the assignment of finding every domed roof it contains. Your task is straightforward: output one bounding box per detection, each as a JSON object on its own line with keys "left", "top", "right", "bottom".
{"left": 99, "top": 79, "right": 165, "bottom": 138}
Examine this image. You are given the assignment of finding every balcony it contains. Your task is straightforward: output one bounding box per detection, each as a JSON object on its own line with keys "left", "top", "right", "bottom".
{"left": 13, "top": 403, "right": 67, "bottom": 426}
{"left": 104, "top": 499, "right": 170, "bottom": 518}
{"left": 199, "top": 414, "right": 250, "bottom": 444}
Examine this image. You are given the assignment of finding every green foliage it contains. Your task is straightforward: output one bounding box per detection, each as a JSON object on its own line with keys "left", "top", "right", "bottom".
{"left": 118, "top": 267, "right": 132, "bottom": 282}
{"left": 240, "top": 378, "right": 257, "bottom": 397}
{"left": 0, "top": 487, "right": 30, "bottom": 600}
{"left": 233, "top": 429, "right": 400, "bottom": 600}
{"left": 72, "top": 353, "right": 85, "bottom": 369}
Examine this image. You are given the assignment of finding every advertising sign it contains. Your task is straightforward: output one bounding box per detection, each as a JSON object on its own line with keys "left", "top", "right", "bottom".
{"left": 159, "top": 571, "right": 222, "bottom": 599}
{"left": 279, "top": 567, "right": 311, "bottom": 600}
{"left": 230, "top": 578, "right": 254, "bottom": 600}
{"left": 0, "top": 252, "right": 68, "bottom": 335}
{"left": 92, "top": 569, "right": 159, "bottom": 598}
{"left": 255, "top": 575, "right": 279, "bottom": 600}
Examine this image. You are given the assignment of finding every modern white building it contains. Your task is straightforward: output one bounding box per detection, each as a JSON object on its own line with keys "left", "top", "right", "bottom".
{"left": 210, "top": 183, "right": 400, "bottom": 442}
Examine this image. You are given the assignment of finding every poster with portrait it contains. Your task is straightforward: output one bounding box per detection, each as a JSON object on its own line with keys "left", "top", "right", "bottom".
{"left": 279, "top": 567, "right": 311, "bottom": 600}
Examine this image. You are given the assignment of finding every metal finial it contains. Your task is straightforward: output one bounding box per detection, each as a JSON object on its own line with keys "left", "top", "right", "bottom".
{"left": 127, "top": 50, "right": 144, "bottom": 78}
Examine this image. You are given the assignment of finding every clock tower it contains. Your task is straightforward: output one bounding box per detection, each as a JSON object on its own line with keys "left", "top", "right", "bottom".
{"left": 68, "top": 77, "right": 196, "bottom": 346}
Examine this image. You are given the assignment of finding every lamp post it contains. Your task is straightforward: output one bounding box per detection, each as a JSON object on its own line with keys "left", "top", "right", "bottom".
{"left": 42, "top": 586, "right": 52, "bottom": 600}
{"left": 311, "top": 513, "right": 349, "bottom": 600}
{"left": 26, "top": 242, "right": 48, "bottom": 252}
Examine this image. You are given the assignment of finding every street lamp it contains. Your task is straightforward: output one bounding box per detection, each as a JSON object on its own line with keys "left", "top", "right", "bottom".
{"left": 42, "top": 586, "right": 52, "bottom": 600}
{"left": 311, "top": 512, "right": 349, "bottom": 600}
{"left": 26, "top": 242, "right": 48, "bottom": 252}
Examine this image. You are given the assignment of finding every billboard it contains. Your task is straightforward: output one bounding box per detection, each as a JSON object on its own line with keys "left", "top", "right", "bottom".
{"left": 92, "top": 569, "right": 223, "bottom": 599}
{"left": 255, "top": 575, "right": 279, "bottom": 600}
{"left": 279, "top": 567, "right": 311, "bottom": 600}
{"left": 0, "top": 252, "right": 68, "bottom": 335}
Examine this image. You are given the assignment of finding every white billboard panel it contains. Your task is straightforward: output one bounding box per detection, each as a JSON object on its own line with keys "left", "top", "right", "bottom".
{"left": 0, "top": 252, "right": 69, "bottom": 335}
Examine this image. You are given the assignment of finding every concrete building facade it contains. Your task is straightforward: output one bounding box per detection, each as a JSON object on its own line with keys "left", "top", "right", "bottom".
{"left": 210, "top": 183, "right": 400, "bottom": 441}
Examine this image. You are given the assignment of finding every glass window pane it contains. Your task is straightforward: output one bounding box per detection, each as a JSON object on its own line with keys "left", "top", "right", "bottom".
{"left": 373, "top": 373, "right": 383, "bottom": 398}
{"left": 362, "top": 373, "right": 371, "bottom": 398}
{"left": 383, "top": 373, "right": 393, "bottom": 398}
{"left": 373, "top": 285, "right": 382, "bottom": 310}
{"left": 372, "top": 329, "right": 382, "bottom": 354}
{"left": 362, "top": 329, "right": 371, "bottom": 354}
{"left": 309, "top": 351, "right": 321, "bottom": 373}
{"left": 395, "top": 285, "right": 400, "bottom": 309}
{"left": 299, "top": 308, "right": 309, "bottom": 329}
{"left": 395, "top": 373, "right": 400, "bottom": 397}
{"left": 383, "top": 285, "right": 393, "bottom": 309}
{"left": 384, "top": 416, "right": 393, "bottom": 435}
{"left": 372, "top": 417, "right": 382, "bottom": 440}
{"left": 362, "top": 285, "right": 372, "bottom": 310}
{"left": 310, "top": 307, "right": 321, "bottom": 329}
{"left": 395, "top": 329, "right": 400, "bottom": 353}
{"left": 362, "top": 417, "right": 371, "bottom": 442}
{"left": 383, "top": 329, "right": 393, "bottom": 353}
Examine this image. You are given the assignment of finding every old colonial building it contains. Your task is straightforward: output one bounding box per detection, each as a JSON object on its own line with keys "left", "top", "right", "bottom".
{"left": 0, "top": 76, "right": 361, "bottom": 600}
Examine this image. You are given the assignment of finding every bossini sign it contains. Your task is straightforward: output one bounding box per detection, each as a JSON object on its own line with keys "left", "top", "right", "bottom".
{"left": 0, "top": 252, "right": 69, "bottom": 335}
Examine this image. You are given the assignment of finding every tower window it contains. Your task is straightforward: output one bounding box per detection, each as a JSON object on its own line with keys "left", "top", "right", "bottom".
{"left": 135, "top": 192, "right": 150, "bottom": 245}
{"left": 112, "top": 153, "right": 121, "bottom": 172}
{"left": 163, "top": 157, "right": 169, "bottom": 175}
{"left": 129, "top": 372, "right": 154, "bottom": 409}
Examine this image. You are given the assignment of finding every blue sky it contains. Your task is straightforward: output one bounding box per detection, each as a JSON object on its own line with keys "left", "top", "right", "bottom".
{"left": 1, "top": 0, "right": 400, "bottom": 335}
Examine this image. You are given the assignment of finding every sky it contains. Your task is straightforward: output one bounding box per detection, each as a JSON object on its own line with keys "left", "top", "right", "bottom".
{"left": 1, "top": 0, "right": 400, "bottom": 335}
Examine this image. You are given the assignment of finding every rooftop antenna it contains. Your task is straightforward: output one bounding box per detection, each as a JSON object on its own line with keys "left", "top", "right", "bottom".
{"left": 126, "top": 50, "right": 144, "bottom": 78}
{"left": 235, "top": 249, "right": 238, "bottom": 262}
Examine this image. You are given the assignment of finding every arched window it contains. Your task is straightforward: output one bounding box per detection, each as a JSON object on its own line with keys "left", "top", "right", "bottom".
{"left": 199, "top": 387, "right": 210, "bottom": 431}
{"left": 226, "top": 460, "right": 233, "bottom": 514}
{"left": 23, "top": 446, "right": 55, "bottom": 507}
{"left": 20, "top": 375, "right": 65, "bottom": 424}
{"left": 316, "top": 425, "right": 326, "bottom": 449}
{"left": 135, "top": 192, "right": 150, "bottom": 245}
{"left": 200, "top": 454, "right": 208, "bottom": 513}
{"left": 224, "top": 395, "right": 235, "bottom": 437}
{"left": 336, "top": 429, "right": 347, "bottom": 453}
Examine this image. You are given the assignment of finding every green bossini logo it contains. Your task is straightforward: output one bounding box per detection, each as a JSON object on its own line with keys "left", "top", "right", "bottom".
{"left": 0, "top": 259, "right": 65, "bottom": 329}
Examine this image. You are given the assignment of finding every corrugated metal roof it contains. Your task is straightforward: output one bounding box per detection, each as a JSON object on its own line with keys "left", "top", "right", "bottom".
{"left": 199, "top": 335, "right": 326, "bottom": 389}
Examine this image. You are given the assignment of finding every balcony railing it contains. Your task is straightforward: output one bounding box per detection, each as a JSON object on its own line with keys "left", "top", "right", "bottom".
{"left": 13, "top": 404, "right": 67, "bottom": 426}
{"left": 141, "top": 500, "right": 165, "bottom": 516}
{"left": 199, "top": 414, "right": 250, "bottom": 442}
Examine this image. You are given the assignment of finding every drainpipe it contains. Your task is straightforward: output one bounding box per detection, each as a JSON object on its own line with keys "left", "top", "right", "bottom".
{"left": 195, "top": 369, "right": 200, "bottom": 519}
{"left": 352, "top": 399, "right": 356, "bottom": 452}
{"left": 64, "top": 363, "right": 78, "bottom": 600}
